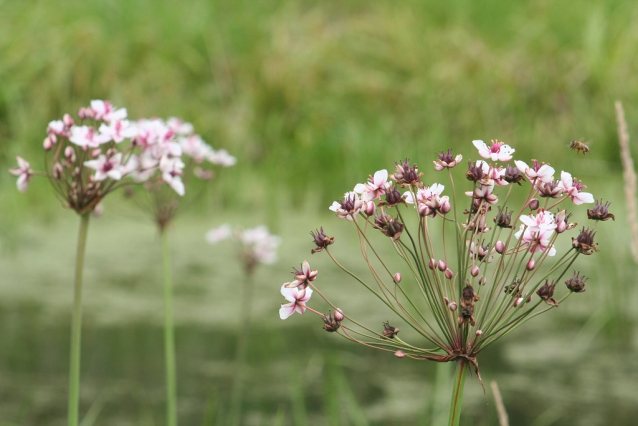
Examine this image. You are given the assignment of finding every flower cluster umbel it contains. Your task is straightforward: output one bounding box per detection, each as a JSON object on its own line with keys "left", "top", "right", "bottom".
{"left": 277, "top": 139, "right": 612, "bottom": 382}
{"left": 9, "top": 100, "right": 235, "bottom": 216}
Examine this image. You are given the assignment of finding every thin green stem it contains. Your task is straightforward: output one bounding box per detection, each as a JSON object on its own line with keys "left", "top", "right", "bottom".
{"left": 68, "top": 213, "right": 90, "bottom": 426}
{"left": 229, "top": 272, "right": 255, "bottom": 426}
{"left": 161, "top": 230, "right": 178, "bottom": 426}
{"left": 448, "top": 360, "right": 467, "bottom": 426}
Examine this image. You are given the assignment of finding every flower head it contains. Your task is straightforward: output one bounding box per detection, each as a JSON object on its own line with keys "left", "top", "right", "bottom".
{"left": 434, "top": 149, "right": 462, "bottom": 171}
{"left": 514, "top": 160, "right": 555, "bottom": 183}
{"left": 558, "top": 171, "right": 594, "bottom": 205}
{"left": 329, "top": 192, "right": 364, "bottom": 220}
{"left": 84, "top": 153, "right": 124, "bottom": 181}
{"left": 572, "top": 227, "right": 598, "bottom": 254}
{"left": 536, "top": 280, "right": 558, "bottom": 307}
{"left": 565, "top": 271, "right": 587, "bottom": 293}
{"left": 354, "top": 169, "right": 389, "bottom": 201}
{"left": 9, "top": 157, "right": 33, "bottom": 193}
{"left": 587, "top": 199, "right": 615, "bottom": 221}
{"left": 473, "top": 139, "right": 515, "bottom": 162}
{"left": 310, "top": 227, "right": 335, "bottom": 254}
{"left": 286, "top": 260, "right": 318, "bottom": 289}
{"left": 391, "top": 158, "right": 423, "bottom": 187}
{"left": 279, "top": 284, "right": 313, "bottom": 319}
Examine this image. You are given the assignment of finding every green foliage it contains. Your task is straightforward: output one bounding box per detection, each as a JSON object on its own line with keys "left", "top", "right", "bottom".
{"left": 1, "top": 0, "right": 637, "bottom": 213}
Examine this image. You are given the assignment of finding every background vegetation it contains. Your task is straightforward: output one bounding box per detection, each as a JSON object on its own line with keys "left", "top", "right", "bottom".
{"left": 1, "top": 0, "right": 637, "bottom": 425}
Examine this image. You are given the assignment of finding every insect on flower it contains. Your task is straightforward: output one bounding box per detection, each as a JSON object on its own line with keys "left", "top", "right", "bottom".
{"left": 569, "top": 140, "right": 590, "bottom": 156}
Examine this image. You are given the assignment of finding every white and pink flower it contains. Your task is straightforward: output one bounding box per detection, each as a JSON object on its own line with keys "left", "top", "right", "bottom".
{"left": 179, "top": 134, "right": 214, "bottom": 163}
{"left": 99, "top": 119, "right": 138, "bottom": 143}
{"left": 159, "top": 155, "right": 186, "bottom": 196}
{"left": 84, "top": 153, "right": 124, "bottom": 181}
{"left": 354, "top": 169, "right": 389, "bottom": 201}
{"left": 9, "top": 156, "right": 33, "bottom": 193}
{"left": 329, "top": 192, "right": 364, "bottom": 220}
{"left": 557, "top": 171, "right": 594, "bottom": 205}
{"left": 473, "top": 140, "right": 515, "bottom": 162}
{"left": 279, "top": 284, "right": 313, "bottom": 319}
{"left": 90, "top": 100, "right": 127, "bottom": 123}
{"left": 515, "top": 211, "right": 557, "bottom": 256}
{"left": 69, "top": 125, "right": 112, "bottom": 147}
{"left": 514, "top": 160, "right": 555, "bottom": 183}
{"left": 208, "top": 149, "right": 237, "bottom": 167}
{"left": 205, "top": 224, "right": 233, "bottom": 244}
{"left": 239, "top": 226, "right": 281, "bottom": 265}
{"left": 167, "top": 117, "right": 194, "bottom": 135}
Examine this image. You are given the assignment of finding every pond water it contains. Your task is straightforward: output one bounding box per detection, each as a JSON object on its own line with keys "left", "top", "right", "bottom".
{"left": 0, "top": 208, "right": 636, "bottom": 425}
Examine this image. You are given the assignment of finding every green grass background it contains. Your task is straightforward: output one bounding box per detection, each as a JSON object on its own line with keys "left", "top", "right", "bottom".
{"left": 0, "top": 0, "right": 637, "bottom": 425}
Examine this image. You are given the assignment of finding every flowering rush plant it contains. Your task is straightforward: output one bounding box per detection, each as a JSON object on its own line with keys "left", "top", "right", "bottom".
{"left": 127, "top": 116, "right": 235, "bottom": 230}
{"left": 10, "top": 100, "right": 190, "bottom": 212}
{"left": 206, "top": 224, "right": 280, "bottom": 424}
{"left": 277, "top": 140, "right": 613, "bottom": 424}
{"left": 8, "top": 100, "right": 236, "bottom": 426}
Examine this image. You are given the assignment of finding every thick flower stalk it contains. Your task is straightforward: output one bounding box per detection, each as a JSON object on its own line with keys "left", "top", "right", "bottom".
{"left": 9, "top": 100, "right": 186, "bottom": 426}
{"left": 277, "top": 142, "right": 612, "bottom": 425}
{"left": 207, "top": 225, "right": 280, "bottom": 426}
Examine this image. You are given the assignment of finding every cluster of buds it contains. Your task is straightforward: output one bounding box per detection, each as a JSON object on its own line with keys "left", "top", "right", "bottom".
{"left": 9, "top": 100, "right": 235, "bottom": 217}
{"left": 277, "top": 138, "right": 612, "bottom": 383}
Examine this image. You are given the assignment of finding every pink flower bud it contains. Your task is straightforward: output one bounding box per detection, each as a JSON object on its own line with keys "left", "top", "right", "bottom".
{"left": 470, "top": 266, "right": 480, "bottom": 277}
{"left": 43, "top": 135, "right": 55, "bottom": 150}
{"left": 53, "top": 162, "right": 63, "bottom": 179}
{"left": 93, "top": 203, "right": 105, "bottom": 218}
{"left": 394, "top": 272, "right": 402, "bottom": 283}
{"left": 429, "top": 259, "right": 437, "bottom": 270}
{"left": 443, "top": 297, "right": 450, "bottom": 305}
{"left": 514, "top": 297, "right": 523, "bottom": 307}
{"left": 445, "top": 268, "right": 453, "bottom": 279}
{"left": 438, "top": 260, "right": 447, "bottom": 271}
{"left": 528, "top": 198, "right": 540, "bottom": 210}
{"left": 63, "top": 113, "right": 74, "bottom": 127}
{"left": 556, "top": 221, "right": 567, "bottom": 233}
{"left": 478, "top": 275, "right": 485, "bottom": 286}
{"left": 440, "top": 199, "right": 451, "bottom": 214}
{"left": 526, "top": 258, "right": 535, "bottom": 270}
{"left": 394, "top": 350, "right": 405, "bottom": 358}
{"left": 334, "top": 308, "right": 344, "bottom": 322}
{"left": 476, "top": 329, "right": 483, "bottom": 336}
{"left": 495, "top": 241, "right": 505, "bottom": 254}
{"left": 365, "top": 201, "right": 376, "bottom": 216}
{"left": 526, "top": 293, "right": 532, "bottom": 303}
{"left": 449, "top": 301, "right": 458, "bottom": 311}
{"left": 91, "top": 148, "right": 101, "bottom": 158}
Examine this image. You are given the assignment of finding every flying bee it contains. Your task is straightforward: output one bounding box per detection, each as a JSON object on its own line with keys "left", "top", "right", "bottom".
{"left": 569, "top": 140, "right": 590, "bottom": 156}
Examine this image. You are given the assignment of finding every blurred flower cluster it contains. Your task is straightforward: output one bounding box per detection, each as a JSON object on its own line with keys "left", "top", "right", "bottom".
{"left": 10, "top": 100, "right": 234, "bottom": 215}
{"left": 207, "top": 225, "right": 280, "bottom": 275}
{"left": 278, "top": 139, "right": 612, "bottom": 382}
